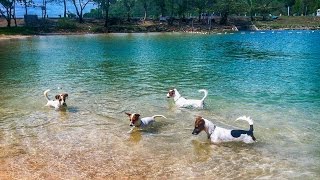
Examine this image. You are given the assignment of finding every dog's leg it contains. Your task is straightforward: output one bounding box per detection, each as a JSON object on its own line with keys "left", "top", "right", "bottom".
{"left": 127, "top": 127, "right": 135, "bottom": 134}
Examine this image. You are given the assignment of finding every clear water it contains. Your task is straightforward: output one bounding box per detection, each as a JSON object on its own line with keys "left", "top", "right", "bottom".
{"left": 0, "top": 31, "right": 319, "bottom": 179}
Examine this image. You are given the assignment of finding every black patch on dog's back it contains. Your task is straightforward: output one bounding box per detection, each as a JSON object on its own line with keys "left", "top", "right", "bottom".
{"left": 231, "top": 130, "right": 253, "bottom": 138}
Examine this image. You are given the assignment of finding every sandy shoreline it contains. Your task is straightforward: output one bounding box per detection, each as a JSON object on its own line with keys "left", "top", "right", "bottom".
{"left": 0, "top": 28, "right": 319, "bottom": 40}
{"left": 0, "top": 34, "right": 31, "bottom": 40}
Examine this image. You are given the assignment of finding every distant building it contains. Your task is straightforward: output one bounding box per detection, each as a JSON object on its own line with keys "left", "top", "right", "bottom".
{"left": 317, "top": 9, "right": 320, "bottom": 16}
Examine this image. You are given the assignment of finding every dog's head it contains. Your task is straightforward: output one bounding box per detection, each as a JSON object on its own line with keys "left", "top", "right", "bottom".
{"left": 192, "top": 116, "right": 205, "bottom": 135}
{"left": 55, "top": 93, "right": 68, "bottom": 106}
{"left": 125, "top": 112, "right": 140, "bottom": 126}
{"left": 167, "top": 89, "right": 176, "bottom": 98}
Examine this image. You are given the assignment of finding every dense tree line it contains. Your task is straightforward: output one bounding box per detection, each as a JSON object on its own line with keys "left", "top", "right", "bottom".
{"left": 1, "top": 0, "right": 320, "bottom": 27}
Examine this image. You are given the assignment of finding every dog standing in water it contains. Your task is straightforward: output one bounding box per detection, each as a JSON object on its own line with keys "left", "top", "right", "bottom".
{"left": 125, "top": 112, "right": 167, "bottom": 133}
{"left": 192, "top": 116, "right": 256, "bottom": 144}
{"left": 44, "top": 89, "right": 68, "bottom": 110}
{"left": 167, "top": 88, "right": 208, "bottom": 108}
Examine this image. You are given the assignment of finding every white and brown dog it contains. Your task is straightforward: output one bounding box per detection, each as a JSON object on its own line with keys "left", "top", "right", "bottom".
{"left": 167, "top": 88, "right": 208, "bottom": 108}
{"left": 192, "top": 116, "right": 256, "bottom": 144}
{"left": 125, "top": 112, "right": 167, "bottom": 133}
{"left": 44, "top": 89, "right": 68, "bottom": 110}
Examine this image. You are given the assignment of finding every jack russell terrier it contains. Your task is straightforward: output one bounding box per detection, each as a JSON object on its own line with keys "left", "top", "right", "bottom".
{"left": 125, "top": 112, "right": 167, "bottom": 133}
{"left": 167, "top": 88, "right": 208, "bottom": 108}
{"left": 44, "top": 89, "right": 68, "bottom": 110}
{"left": 192, "top": 116, "right": 256, "bottom": 144}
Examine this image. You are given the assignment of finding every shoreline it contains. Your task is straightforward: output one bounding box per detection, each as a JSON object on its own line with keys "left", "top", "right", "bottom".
{"left": 1, "top": 28, "right": 319, "bottom": 40}
{"left": 1, "top": 16, "right": 319, "bottom": 37}
{"left": 0, "top": 34, "right": 32, "bottom": 40}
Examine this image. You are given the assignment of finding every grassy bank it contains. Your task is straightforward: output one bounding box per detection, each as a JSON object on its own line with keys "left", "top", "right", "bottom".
{"left": 0, "top": 26, "right": 39, "bottom": 35}
{"left": 0, "top": 16, "right": 320, "bottom": 36}
{"left": 254, "top": 16, "right": 320, "bottom": 30}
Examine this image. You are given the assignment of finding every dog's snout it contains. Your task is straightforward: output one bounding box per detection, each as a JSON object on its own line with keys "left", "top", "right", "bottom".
{"left": 192, "top": 129, "right": 200, "bottom": 135}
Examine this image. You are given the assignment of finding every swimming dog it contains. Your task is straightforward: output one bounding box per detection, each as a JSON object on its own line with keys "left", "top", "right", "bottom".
{"left": 125, "top": 112, "right": 167, "bottom": 133}
{"left": 192, "top": 116, "right": 256, "bottom": 144}
{"left": 44, "top": 89, "right": 68, "bottom": 110}
{"left": 167, "top": 88, "right": 208, "bottom": 108}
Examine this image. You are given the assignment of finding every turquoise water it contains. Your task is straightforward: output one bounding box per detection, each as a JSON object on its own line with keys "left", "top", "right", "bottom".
{"left": 0, "top": 31, "right": 319, "bottom": 179}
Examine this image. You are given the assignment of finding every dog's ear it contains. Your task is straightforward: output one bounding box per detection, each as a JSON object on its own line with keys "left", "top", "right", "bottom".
{"left": 63, "top": 94, "right": 68, "bottom": 99}
{"left": 135, "top": 114, "right": 140, "bottom": 117}
{"left": 125, "top": 112, "right": 131, "bottom": 116}
{"left": 55, "top": 95, "right": 60, "bottom": 100}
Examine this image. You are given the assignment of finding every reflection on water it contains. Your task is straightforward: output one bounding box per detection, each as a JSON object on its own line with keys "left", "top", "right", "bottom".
{"left": 0, "top": 32, "right": 319, "bottom": 179}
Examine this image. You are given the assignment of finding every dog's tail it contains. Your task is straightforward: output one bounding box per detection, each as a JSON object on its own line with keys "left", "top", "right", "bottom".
{"left": 152, "top": 115, "right": 167, "bottom": 119}
{"left": 199, "top": 89, "right": 208, "bottom": 101}
{"left": 236, "top": 116, "right": 256, "bottom": 141}
{"left": 44, "top": 89, "right": 50, "bottom": 101}
{"left": 236, "top": 116, "right": 254, "bottom": 131}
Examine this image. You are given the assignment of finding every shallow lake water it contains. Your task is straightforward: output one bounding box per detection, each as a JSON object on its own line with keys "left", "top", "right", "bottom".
{"left": 0, "top": 31, "right": 319, "bottom": 179}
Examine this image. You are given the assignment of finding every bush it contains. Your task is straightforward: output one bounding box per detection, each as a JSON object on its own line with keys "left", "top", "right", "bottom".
{"left": 57, "top": 18, "right": 77, "bottom": 30}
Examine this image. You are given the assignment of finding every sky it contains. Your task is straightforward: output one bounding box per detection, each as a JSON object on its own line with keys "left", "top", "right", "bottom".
{"left": 14, "top": 0, "right": 97, "bottom": 18}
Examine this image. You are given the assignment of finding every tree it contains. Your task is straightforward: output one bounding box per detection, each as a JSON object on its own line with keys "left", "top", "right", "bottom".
{"left": 123, "top": 0, "right": 135, "bottom": 21}
{"left": 311, "top": 0, "right": 320, "bottom": 14}
{"left": 246, "top": 0, "right": 256, "bottom": 20}
{"left": 55, "top": 0, "right": 69, "bottom": 17}
{"left": 176, "top": 0, "right": 189, "bottom": 19}
{"left": 255, "top": 0, "right": 279, "bottom": 20}
{"left": 155, "top": 0, "right": 166, "bottom": 17}
{"left": 17, "top": 0, "right": 33, "bottom": 15}
{"left": 293, "top": 0, "right": 303, "bottom": 15}
{"left": 102, "top": 0, "right": 115, "bottom": 27}
{"left": 0, "top": 0, "right": 16, "bottom": 27}
{"left": 283, "top": 0, "right": 295, "bottom": 15}
{"left": 71, "top": 0, "right": 92, "bottom": 23}
{"left": 193, "top": 0, "right": 208, "bottom": 21}
{"left": 215, "top": 0, "right": 247, "bottom": 25}
{"left": 138, "top": 0, "right": 152, "bottom": 21}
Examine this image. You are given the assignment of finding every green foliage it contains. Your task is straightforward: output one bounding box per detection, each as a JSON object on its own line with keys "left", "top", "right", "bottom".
{"left": 57, "top": 18, "right": 77, "bottom": 30}
{"left": 0, "top": 26, "right": 38, "bottom": 35}
{"left": 84, "top": 9, "right": 102, "bottom": 18}
{"left": 91, "top": 26, "right": 108, "bottom": 32}
{"left": 293, "top": 0, "right": 303, "bottom": 15}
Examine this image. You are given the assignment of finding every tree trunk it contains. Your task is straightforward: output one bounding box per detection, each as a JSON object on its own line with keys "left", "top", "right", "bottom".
{"left": 63, "top": 0, "right": 67, "bottom": 18}
{"left": 79, "top": 10, "right": 84, "bottom": 23}
{"left": 6, "top": 8, "right": 11, "bottom": 27}
{"left": 13, "top": 0, "right": 17, "bottom": 27}
{"left": 143, "top": 2, "right": 147, "bottom": 21}
{"left": 104, "top": 0, "right": 110, "bottom": 28}
{"left": 24, "top": 1, "right": 28, "bottom": 15}
{"left": 220, "top": 12, "right": 228, "bottom": 25}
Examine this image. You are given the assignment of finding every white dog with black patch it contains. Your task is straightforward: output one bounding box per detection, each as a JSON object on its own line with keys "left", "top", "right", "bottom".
{"left": 192, "top": 116, "right": 256, "bottom": 144}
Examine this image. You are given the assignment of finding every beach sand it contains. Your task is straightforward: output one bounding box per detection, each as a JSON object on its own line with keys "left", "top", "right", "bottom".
{"left": 0, "top": 34, "right": 31, "bottom": 40}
